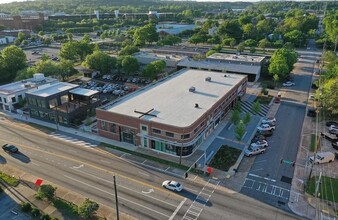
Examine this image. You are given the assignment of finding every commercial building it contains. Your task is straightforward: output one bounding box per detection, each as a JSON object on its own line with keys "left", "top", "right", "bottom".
{"left": 152, "top": 46, "right": 209, "bottom": 58}
{"left": 26, "top": 82, "right": 100, "bottom": 126}
{"left": 0, "top": 74, "right": 58, "bottom": 112}
{"left": 0, "top": 13, "right": 44, "bottom": 30}
{"left": 177, "top": 53, "right": 266, "bottom": 82}
{"left": 96, "top": 69, "right": 247, "bottom": 156}
{"left": 156, "top": 23, "right": 195, "bottom": 39}
{"left": 133, "top": 51, "right": 186, "bottom": 68}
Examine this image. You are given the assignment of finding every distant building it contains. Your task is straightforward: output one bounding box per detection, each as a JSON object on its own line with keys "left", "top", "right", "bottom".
{"left": 177, "top": 53, "right": 266, "bottom": 82}
{"left": 0, "top": 13, "right": 44, "bottom": 30}
{"left": 156, "top": 23, "right": 195, "bottom": 39}
{"left": 96, "top": 68, "right": 247, "bottom": 156}
{"left": 0, "top": 29, "right": 31, "bottom": 37}
{"left": 152, "top": 46, "right": 209, "bottom": 58}
{"left": 133, "top": 51, "right": 186, "bottom": 68}
{"left": 0, "top": 36, "right": 16, "bottom": 45}
{"left": 26, "top": 82, "right": 101, "bottom": 126}
{"left": 208, "top": 27, "right": 218, "bottom": 36}
{"left": 0, "top": 74, "right": 58, "bottom": 112}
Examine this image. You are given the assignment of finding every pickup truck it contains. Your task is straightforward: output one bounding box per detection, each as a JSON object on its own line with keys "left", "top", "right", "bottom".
{"left": 321, "top": 132, "right": 338, "bottom": 142}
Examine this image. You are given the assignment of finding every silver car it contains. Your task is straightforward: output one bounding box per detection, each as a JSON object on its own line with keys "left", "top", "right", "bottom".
{"left": 244, "top": 146, "right": 266, "bottom": 157}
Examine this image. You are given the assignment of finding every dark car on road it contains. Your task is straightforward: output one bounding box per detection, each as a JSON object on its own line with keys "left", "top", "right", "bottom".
{"left": 2, "top": 144, "right": 19, "bottom": 153}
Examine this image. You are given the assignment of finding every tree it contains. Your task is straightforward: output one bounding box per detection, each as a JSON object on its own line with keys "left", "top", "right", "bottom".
{"left": 78, "top": 198, "right": 99, "bottom": 219}
{"left": 218, "top": 19, "right": 243, "bottom": 41}
{"left": 121, "top": 55, "right": 139, "bottom": 75}
{"left": 43, "top": 37, "right": 51, "bottom": 45}
{"left": 321, "top": 77, "right": 338, "bottom": 116}
{"left": 252, "top": 101, "right": 261, "bottom": 115}
{"left": 242, "top": 23, "right": 256, "bottom": 39}
{"left": 244, "top": 39, "right": 257, "bottom": 47}
{"left": 230, "top": 110, "right": 241, "bottom": 125}
{"left": 284, "top": 30, "right": 304, "bottom": 47}
{"left": 59, "top": 59, "right": 77, "bottom": 81}
{"left": 237, "top": 43, "right": 245, "bottom": 52}
{"left": 133, "top": 24, "right": 158, "bottom": 46}
{"left": 258, "top": 39, "right": 271, "bottom": 51}
{"left": 0, "top": 45, "right": 26, "bottom": 82}
{"left": 235, "top": 120, "right": 246, "bottom": 146}
{"left": 60, "top": 41, "right": 79, "bottom": 60}
{"left": 269, "top": 57, "right": 289, "bottom": 79}
{"left": 37, "top": 184, "right": 56, "bottom": 200}
{"left": 188, "top": 34, "right": 205, "bottom": 45}
{"left": 206, "top": 50, "right": 217, "bottom": 57}
{"left": 0, "top": 25, "right": 6, "bottom": 31}
{"left": 273, "top": 74, "right": 279, "bottom": 86}
{"left": 84, "top": 51, "right": 117, "bottom": 74}
{"left": 119, "top": 45, "right": 140, "bottom": 56}
{"left": 222, "top": 37, "right": 236, "bottom": 47}
{"left": 243, "top": 112, "right": 251, "bottom": 125}
{"left": 41, "top": 53, "right": 50, "bottom": 61}
{"left": 250, "top": 47, "right": 256, "bottom": 53}
{"left": 17, "top": 32, "right": 25, "bottom": 42}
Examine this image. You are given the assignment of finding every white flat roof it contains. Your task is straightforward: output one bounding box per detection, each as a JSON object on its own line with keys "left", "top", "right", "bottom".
{"left": 208, "top": 53, "right": 265, "bottom": 63}
{"left": 177, "top": 58, "right": 261, "bottom": 75}
{"left": 0, "top": 77, "right": 58, "bottom": 95}
{"left": 70, "top": 88, "right": 98, "bottom": 97}
{"left": 103, "top": 69, "right": 246, "bottom": 127}
{"left": 26, "top": 82, "right": 79, "bottom": 97}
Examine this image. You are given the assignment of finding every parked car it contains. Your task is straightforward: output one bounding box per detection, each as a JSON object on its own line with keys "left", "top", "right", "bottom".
{"left": 321, "top": 132, "right": 338, "bottom": 142}
{"left": 251, "top": 140, "right": 268, "bottom": 148}
{"left": 251, "top": 135, "right": 266, "bottom": 143}
{"left": 244, "top": 146, "right": 266, "bottom": 157}
{"left": 261, "top": 117, "right": 276, "bottom": 125}
{"left": 2, "top": 144, "right": 19, "bottom": 153}
{"left": 309, "top": 152, "right": 335, "bottom": 164}
{"left": 282, "top": 81, "right": 295, "bottom": 87}
{"left": 31, "top": 51, "right": 40, "bottom": 55}
{"left": 257, "top": 124, "right": 275, "bottom": 132}
{"left": 307, "top": 108, "right": 317, "bottom": 117}
{"left": 256, "top": 130, "right": 273, "bottom": 137}
{"left": 332, "top": 141, "right": 338, "bottom": 150}
{"left": 326, "top": 121, "right": 338, "bottom": 127}
{"left": 329, "top": 125, "right": 338, "bottom": 134}
{"left": 162, "top": 180, "right": 183, "bottom": 192}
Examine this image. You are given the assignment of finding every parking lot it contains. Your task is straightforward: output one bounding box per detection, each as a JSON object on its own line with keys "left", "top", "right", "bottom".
{"left": 24, "top": 47, "right": 60, "bottom": 65}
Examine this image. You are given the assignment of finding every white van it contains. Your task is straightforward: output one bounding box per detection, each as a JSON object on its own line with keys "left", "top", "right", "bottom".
{"left": 309, "top": 152, "right": 335, "bottom": 164}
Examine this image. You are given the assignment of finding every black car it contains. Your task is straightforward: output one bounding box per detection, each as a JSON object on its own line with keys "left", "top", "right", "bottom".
{"left": 332, "top": 141, "right": 338, "bottom": 150}
{"left": 2, "top": 144, "right": 19, "bottom": 153}
{"left": 307, "top": 108, "right": 317, "bottom": 117}
{"left": 251, "top": 135, "right": 267, "bottom": 143}
{"left": 256, "top": 130, "right": 273, "bottom": 137}
{"left": 326, "top": 121, "right": 338, "bottom": 127}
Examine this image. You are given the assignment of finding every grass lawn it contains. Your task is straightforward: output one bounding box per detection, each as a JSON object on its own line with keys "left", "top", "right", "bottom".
{"left": 306, "top": 176, "right": 338, "bottom": 202}
{"left": 209, "top": 145, "right": 241, "bottom": 171}
{"left": 0, "top": 172, "right": 19, "bottom": 186}
{"left": 310, "top": 134, "right": 318, "bottom": 152}
{"left": 53, "top": 198, "right": 80, "bottom": 220}
{"left": 254, "top": 95, "right": 273, "bottom": 105}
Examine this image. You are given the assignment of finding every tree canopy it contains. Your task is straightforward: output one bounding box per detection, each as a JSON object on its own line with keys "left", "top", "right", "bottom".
{"left": 84, "top": 51, "right": 117, "bottom": 74}
{"left": 0, "top": 45, "right": 27, "bottom": 83}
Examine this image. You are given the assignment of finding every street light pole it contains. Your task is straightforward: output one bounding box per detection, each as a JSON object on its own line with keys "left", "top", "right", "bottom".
{"left": 113, "top": 176, "right": 119, "bottom": 220}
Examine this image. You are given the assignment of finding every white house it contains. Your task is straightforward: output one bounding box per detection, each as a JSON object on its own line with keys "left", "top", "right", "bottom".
{"left": 0, "top": 73, "right": 58, "bottom": 112}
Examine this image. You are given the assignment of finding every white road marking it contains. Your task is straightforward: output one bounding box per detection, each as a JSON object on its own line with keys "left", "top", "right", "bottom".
{"left": 100, "top": 160, "right": 111, "bottom": 164}
{"left": 138, "top": 171, "right": 149, "bottom": 177}
{"left": 250, "top": 168, "right": 263, "bottom": 172}
{"left": 31, "top": 162, "right": 40, "bottom": 166}
{"left": 71, "top": 168, "right": 177, "bottom": 207}
{"left": 248, "top": 173, "right": 276, "bottom": 182}
{"left": 72, "top": 164, "right": 84, "bottom": 169}
{"left": 64, "top": 175, "right": 170, "bottom": 218}
{"left": 141, "top": 188, "right": 154, "bottom": 194}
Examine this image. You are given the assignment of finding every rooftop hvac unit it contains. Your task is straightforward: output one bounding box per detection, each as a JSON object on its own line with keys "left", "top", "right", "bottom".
{"left": 189, "top": 87, "right": 196, "bottom": 92}
{"left": 205, "top": 77, "right": 211, "bottom": 82}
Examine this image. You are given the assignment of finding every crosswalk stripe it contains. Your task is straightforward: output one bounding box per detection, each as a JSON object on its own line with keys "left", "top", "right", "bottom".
{"left": 48, "top": 133, "right": 97, "bottom": 148}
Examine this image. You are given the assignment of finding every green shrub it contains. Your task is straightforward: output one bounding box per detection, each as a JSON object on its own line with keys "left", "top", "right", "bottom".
{"left": 21, "top": 202, "right": 32, "bottom": 212}
{"left": 31, "top": 207, "right": 41, "bottom": 217}
{"left": 40, "top": 213, "right": 51, "bottom": 220}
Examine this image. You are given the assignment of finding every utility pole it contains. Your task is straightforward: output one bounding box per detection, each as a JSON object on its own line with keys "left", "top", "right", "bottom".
{"left": 113, "top": 176, "right": 119, "bottom": 220}
{"left": 308, "top": 109, "right": 320, "bottom": 181}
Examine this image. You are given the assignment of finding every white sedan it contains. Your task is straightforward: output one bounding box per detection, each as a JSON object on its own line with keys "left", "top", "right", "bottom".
{"left": 257, "top": 124, "right": 275, "bottom": 131}
{"left": 162, "top": 180, "right": 183, "bottom": 192}
{"left": 251, "top": 140, "right": 269, "bottom": 148}
{"left": 262, "top": 117, "right": 276, "bottom": 125}
{"left": 283, "top": 81, "right": 295, "bottom": 87}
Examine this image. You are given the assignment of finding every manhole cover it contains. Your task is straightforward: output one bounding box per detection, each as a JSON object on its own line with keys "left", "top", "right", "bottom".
{"left": 281, "top": 176, "right": 292, "bottom": 184}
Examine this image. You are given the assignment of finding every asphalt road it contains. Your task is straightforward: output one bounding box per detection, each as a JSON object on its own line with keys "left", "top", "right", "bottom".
{"left": 0, "top": 119, "right": 301, "bottom": 220}
{"left": 240, "top": 48, "right": 322, "bottom": 212}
